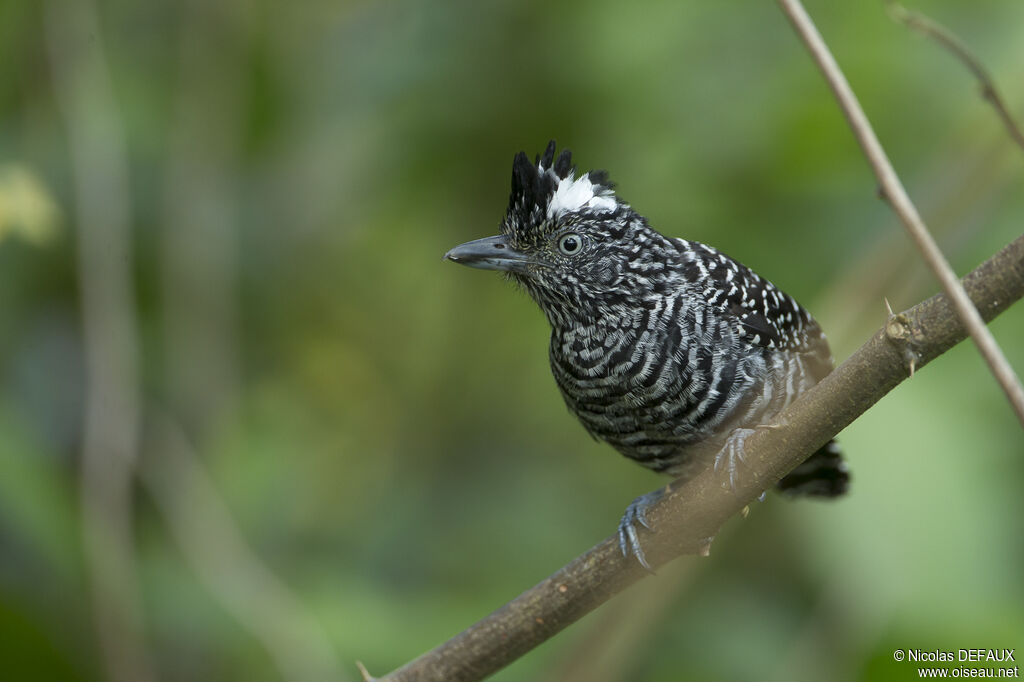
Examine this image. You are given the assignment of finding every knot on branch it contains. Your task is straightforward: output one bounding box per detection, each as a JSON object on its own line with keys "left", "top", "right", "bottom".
{"left": 885, "top": 306, "right": 922, "bottom": 377}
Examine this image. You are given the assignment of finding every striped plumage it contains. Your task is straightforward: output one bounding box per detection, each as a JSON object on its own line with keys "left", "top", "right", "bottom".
{"left": 446, "top": 141, "right": 849, "bottom": 566}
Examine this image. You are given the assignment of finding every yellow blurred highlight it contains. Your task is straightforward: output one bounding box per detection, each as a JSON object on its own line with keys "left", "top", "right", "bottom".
{"left": 0, "top": 164, "right": 61, "bottom": 246}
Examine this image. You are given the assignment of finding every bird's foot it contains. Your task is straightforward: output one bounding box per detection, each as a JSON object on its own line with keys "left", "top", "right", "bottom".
{"left": 756, "top": 414, "right": 789, "bottom": 430}
{"left": 618, "top": 488, "right": 667, "bottom": 572}
{"left": 714, "top": 425, "right": 781, "bottom": 496}
{"left": 713, "top": 427, "right": 758, "bottom": 492}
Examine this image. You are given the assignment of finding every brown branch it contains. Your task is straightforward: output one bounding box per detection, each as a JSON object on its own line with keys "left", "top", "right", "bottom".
{"left": 884, "top": 0, "right": 1024, "bottom": 153}
{"left": 776, "top": 0, "right": 1024, "bottom": 427}
{"left": 365, "top": 234, "right": 1024, "bottom": 682}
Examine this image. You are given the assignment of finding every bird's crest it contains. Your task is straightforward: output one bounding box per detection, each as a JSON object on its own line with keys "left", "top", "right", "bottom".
{"left": 503, "top": 141, "right": 619, "bottom": 244}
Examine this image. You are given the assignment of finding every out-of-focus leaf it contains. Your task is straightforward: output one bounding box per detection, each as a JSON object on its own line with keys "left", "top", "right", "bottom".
{"left": 0, "top": 165, "right": 60, "bottom": 247}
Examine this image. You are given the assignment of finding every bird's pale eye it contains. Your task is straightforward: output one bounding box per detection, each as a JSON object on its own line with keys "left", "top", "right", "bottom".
{"left": 557, "top": 232, "right": 583, "bottom": 256}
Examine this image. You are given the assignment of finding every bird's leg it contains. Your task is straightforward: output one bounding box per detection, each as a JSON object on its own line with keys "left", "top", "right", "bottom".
{"left": 618, "top": 485, "right": 671, "bottom": 572}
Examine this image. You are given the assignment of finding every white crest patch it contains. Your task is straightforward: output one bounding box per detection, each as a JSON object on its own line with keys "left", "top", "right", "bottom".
{"left": 545, "top": 171, "right": 617, "bottom": 218}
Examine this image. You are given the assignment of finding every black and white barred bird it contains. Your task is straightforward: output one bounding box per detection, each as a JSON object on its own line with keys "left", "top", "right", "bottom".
{"left": 445, "top": 141, "right": 849, "bottom": 567}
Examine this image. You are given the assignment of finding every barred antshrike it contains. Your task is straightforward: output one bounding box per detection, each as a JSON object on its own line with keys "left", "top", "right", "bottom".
{"left": 445, "top": 141, "right": 849, "bottom": 568}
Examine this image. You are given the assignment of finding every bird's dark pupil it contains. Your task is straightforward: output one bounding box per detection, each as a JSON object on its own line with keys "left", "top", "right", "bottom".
{"left": 562, "top": 236, "right": 579, "bottom": 253}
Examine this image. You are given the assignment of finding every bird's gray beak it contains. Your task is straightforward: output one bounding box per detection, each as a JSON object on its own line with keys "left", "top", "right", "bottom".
{"left": 444, "top": 235, "right": 533, "bottom": 274}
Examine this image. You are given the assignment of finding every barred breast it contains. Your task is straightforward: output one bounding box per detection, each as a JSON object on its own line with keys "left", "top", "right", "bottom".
{"left": 548, "top": 294, "right": 793, "bottom": 477}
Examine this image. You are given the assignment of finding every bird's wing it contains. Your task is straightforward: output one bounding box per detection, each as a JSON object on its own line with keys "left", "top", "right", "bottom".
{"left": 673, "top": 239, "right": 834, "bottom": 379}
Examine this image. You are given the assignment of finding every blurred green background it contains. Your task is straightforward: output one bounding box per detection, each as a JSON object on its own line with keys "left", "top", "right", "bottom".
{"left": 1, "top": 0, "right": 1022, "bottom": 680}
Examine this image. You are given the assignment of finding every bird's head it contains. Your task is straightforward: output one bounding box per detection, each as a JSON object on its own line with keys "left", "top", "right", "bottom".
{"left": 446, "top": 141, "right": 665, "bottom": 325}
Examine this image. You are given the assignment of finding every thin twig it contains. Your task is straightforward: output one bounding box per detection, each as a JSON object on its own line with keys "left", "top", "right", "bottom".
{"left": 370, "top": 235, "right": 1024, "bottom": 682}
{"left": 776, "top": 0, "right": 1024, "bottom": 428}
{"left": 884, "top": 0, "right": 1024, "bottom": 152}
{"left": 45, "top": 1, "right": 155, "bottom": 680}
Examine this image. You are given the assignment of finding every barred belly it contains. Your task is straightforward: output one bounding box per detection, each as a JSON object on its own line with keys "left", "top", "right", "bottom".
{"left": 552, "top": 308, "right": 764, "bottom": 473}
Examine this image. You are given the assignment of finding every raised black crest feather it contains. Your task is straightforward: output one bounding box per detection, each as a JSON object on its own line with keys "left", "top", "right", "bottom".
{"left": 554, "top": 149, "right": 573, "bottom": 179}
{"left": 510, "top": 150, "right": 554, "bottom": 213}
{"left": 509, "top": 140, "right": 614, "bottom": 218}
{"left": 539, "top": 139, "right": 557, "bottom": 169}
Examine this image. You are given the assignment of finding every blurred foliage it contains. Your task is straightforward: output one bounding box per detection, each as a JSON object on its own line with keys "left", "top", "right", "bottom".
{"left": 0, "top": 0, "right": 1022, "bottom": 680}
{"left": 0, "top": 165, "right": 60, "bottom": 247}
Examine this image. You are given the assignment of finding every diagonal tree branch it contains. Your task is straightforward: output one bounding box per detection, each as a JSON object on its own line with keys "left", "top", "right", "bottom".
{"left": 365, "top": 233, "right": 1024, "bottom": 682}
{"left": 776, "top": 0, "right": 1024, "bottom": 427}
{"left": 883, "top": 0, "right": 1024, "bottom": 153}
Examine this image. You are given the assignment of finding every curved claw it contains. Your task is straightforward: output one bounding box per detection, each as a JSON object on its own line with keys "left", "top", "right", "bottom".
{"left": 618, "top": 489, "right": 665, "bottom": 571}
{"left": 713, "top": 427, "right": 758, "bottom": 492}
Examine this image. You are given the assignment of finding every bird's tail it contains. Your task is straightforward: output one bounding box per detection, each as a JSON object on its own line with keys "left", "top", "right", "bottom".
{"left": 776, "top": 439, "right": 850, "bottom": 498}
